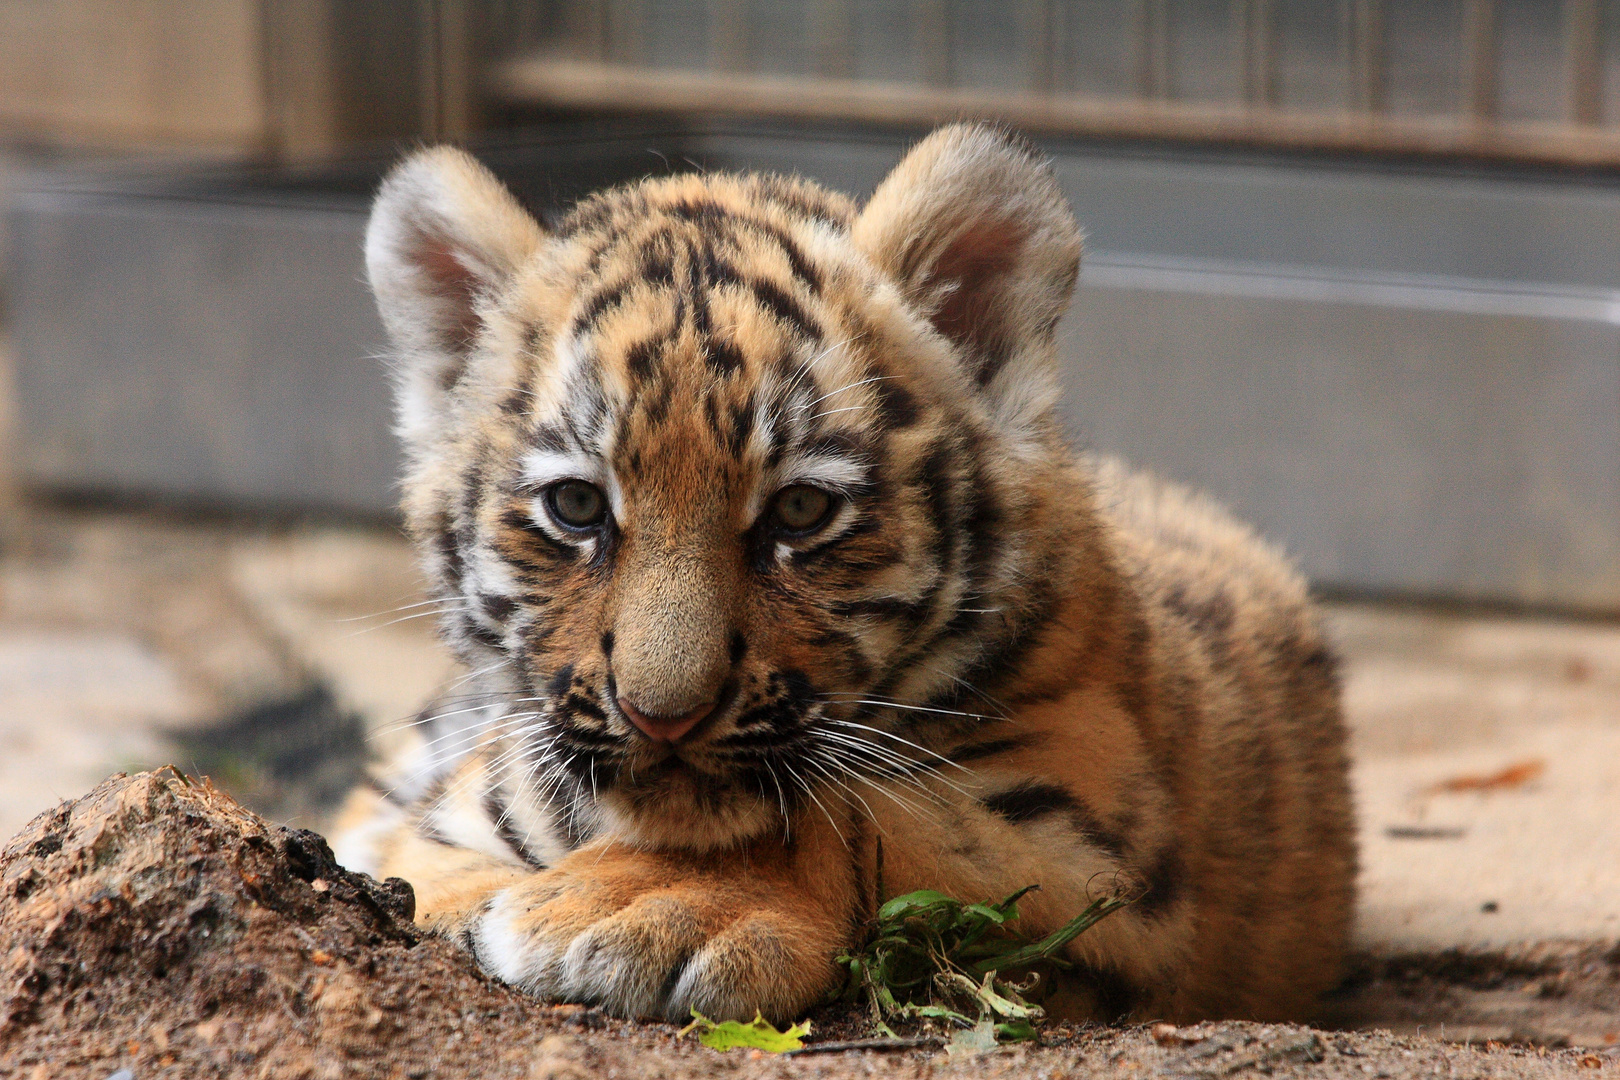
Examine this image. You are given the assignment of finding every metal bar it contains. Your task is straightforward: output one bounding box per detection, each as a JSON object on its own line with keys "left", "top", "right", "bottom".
{"left": 1134, "top": 0, "right": 1169, "bottom": 100}
{"left": 917, "top": 0, "right": 952, "bottom": 88}
{"left": 811, "top": 0, "right": 854, "bottom": 80}
{"left": 1461, "top": 0, "right": 1498, "bottom": 120}
{"left": 1238, "top": 0, "right": 1276, "bottom": 106}
{"left": 710, "top": 0, "right": 750, "bottom": 73}
{"left": 1566, "top": 0, "right": 1603, "bottom": 125}
{"left": 560, "top": 0, "right": 610, "bottom": 62}
{"left": 606, "top": 0, "right": 647, "bottom": 67}
{"left": 418, "top": 0, "right": 440, "bottom": 139}
{"left": 1025, "top": 0, "right": 1049, "bottom": 94}
{"left": 257, "top": 0, "right": 340, "bottom": 161}
{"left": 1349, "top": 0, "right": 1385, "bottom": 114}
{"left": 491, "top": 56, "right": 1620, "bottom": 168}
{"left": 1026, "top": 0, "right": 1056, "bottom": 94}
{"left": 431, "top": 0, "right": 475, "bottom": 140}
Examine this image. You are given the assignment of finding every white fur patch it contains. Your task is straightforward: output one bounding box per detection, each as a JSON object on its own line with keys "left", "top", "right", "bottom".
{"left": 777, "top": 452, "right": 869, "bottom": 491}
{"left": 473, "top": 887, "right": 556, "bottom": 986}
{"left": 328, "top": 798, "right": 406, "bottom": 877}
{"left": 517, "top": 448, "right": 600, "bottom": 489}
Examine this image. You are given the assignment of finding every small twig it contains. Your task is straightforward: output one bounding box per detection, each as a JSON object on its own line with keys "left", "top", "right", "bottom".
{"left": 784, "top": 1036, "right": 945, "bottom": 1056}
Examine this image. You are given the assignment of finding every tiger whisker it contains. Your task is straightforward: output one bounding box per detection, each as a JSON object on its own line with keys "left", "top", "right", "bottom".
{"left": 799, "top": 753, "right": 900, "bottom": 828}
{"left": 809, "top": 733, "right": 964, "bottom": 806}
{"left": 821, "top": 695, "right": 1002, "bottom": 725}
{"left": 337, "top": 595, "right": 474, "bottom": 623}
{"left": 805, "top": 746, "right": 939, "bottom": 824}
{"left": 341, "top": 606, "right": 466, "bottom": 637}
{"left": 779, "top": 759, "right": 848, "bottom": 851}
{"left": 799, "top": 372, "right": 898, "bottom": 409}
{"left": 818, "top": 714, "right": 980, "bottom": 770}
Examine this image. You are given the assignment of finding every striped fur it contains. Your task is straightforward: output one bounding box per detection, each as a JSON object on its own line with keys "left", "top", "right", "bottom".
{"left": 334, "top": 125, "right": 1355, "bottom": 1025}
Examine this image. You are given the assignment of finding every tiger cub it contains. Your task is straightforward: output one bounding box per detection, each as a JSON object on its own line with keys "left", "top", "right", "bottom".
{"left": 334, "top": 124, "right": 1355, "bottom": 1025}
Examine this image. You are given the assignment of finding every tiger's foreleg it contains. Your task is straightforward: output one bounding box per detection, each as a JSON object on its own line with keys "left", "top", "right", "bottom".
{"left": 409, "top": 806, "right": 862, "bottom": 1024}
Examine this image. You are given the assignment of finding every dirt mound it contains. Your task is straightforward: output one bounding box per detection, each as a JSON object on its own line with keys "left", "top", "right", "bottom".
{"left": 0, "top": 770, "right": 606, "bottom": 1078}
{"left": 0, "top": 771, "right": 1609, "bottom": 1079}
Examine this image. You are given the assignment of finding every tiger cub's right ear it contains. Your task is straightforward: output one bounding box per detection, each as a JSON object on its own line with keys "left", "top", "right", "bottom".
{"left": 366, "top": 147, "right": 545, "bottom": 449}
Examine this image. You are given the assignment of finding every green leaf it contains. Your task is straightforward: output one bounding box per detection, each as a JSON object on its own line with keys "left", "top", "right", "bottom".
{"left": 841, "top": 879, "right": 1130, "bottom": 1049}
{"left": 906, "top": 1004, "right": 973, "bottom": 1022}
{"left": 991, "top": 884, "right": 1041, "bottom": 915}
{"left": 963, "top": 902, "right": 1010, "bottom": 925}
{"left": 679, "top": 1009, "right": 812, "bottom": 1053}
{"left": 995, "top": 1019, "right": 1040, "bottom": 1043}
{"left": 877, "top": 889, "right": 956, "bottom": 921}
{"left": 969, "top": 896, "right": 1129, "bottom": 977}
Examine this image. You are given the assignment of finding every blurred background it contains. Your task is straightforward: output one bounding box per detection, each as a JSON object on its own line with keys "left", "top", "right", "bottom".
{"left": 0, "top": 0, "right": 1616, "bottom": 1044}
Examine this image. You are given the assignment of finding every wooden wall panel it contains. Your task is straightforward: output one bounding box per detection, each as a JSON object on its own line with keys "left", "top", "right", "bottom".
{"left": 0, "top": 0, "right": 268, "bottom": 152}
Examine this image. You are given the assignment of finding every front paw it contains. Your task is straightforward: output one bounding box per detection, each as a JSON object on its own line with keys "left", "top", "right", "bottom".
{"left": 465, "top": 851, "right": 842, "bottom": 1023}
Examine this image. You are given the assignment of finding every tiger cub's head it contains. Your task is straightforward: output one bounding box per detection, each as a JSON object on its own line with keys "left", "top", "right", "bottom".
{"left": 367, "top": 124, "right": 1084, "bottom": 849}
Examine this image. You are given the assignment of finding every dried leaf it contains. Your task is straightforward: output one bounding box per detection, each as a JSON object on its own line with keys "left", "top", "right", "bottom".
{"left": 946, "top": 1018, "right": 1000, "bottom": 1058}
{"left": 1427, "top": 758, "right": 1544, "bottom": 795}
{"left": 679, "top": 1010, "right": 811, "bottom": 1053}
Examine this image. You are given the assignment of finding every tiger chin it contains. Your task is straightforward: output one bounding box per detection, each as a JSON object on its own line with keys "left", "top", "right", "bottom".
{"left": 332, "top": 123, "right": 1356, "bottom": 1028}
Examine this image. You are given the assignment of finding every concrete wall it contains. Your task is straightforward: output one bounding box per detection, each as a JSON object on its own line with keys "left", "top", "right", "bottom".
{"left": 9, "top": 122, "right": 1619, "bottom": 610}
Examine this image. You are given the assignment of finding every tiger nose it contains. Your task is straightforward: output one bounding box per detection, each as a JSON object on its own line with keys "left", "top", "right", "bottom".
{"left": 617, "top": 697, "right": 715, "bottom": 744}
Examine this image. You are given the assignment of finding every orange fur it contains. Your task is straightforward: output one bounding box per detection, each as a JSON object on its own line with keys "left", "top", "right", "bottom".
{"left": 336, "top": 124, "right": 1355, "bottom": 1026}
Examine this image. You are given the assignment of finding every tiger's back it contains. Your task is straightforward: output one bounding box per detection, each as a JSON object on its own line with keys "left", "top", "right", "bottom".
{"left": 1091, "top": 458, "right": 1354, "bottom": 1018}
{"left": 333, "top": 123, "right": 1355, "bottom": 1025}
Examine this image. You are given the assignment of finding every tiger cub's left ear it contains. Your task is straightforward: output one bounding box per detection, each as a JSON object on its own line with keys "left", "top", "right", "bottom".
{"left": 853, "top": 124, "right": 1081, "bottom": 429}
{"left": 366, "top": 146, "right": 546, "bottom": 451}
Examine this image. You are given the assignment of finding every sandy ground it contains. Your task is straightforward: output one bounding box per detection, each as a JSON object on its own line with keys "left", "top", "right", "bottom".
{"left": 5, "top": 770, "right": 1617, "bottom": 1079}
{"left": 0, "top": 323, "right": 1616, "bottom": 1059}
{"left": 0, "top": 497, "right": 1615, "bottom": 1054}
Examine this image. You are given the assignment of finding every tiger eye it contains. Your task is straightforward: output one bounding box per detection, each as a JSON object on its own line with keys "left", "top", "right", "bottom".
{"left": 771, "top": 485, "right": 835, "bottom": 534}
{"left": 547, "top": 480, "right": 608, "bottom": 529}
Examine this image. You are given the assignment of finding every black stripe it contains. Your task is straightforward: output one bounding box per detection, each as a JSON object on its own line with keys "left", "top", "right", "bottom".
{"left": 433, "top": 513, "right": 464, "bottom": 591}
{"left": 640, "top": 249, "right": 676, "bottom": 288}
{"left": 872, "top": 378, "right": 918, "bottom": 430}
{"left": 1135, "top": 844, "right": 1186, "bottom": 918}
{"left": 641, "top": 374, "right": 674, "bottom": 427}
{"left": 565, "top": 693, "right": 606, "bottom": 722}
{"left": 948, "top": 736, "right": 1036, "bottom": 764}
{"left": 479, "top": 594, "right": 516, "bottom": 621}
{"left": 464, "top": 616, "right": 504, "bottom": 650}
{"left": 829, "top": 596, "right": 931, "bottom": 624}
{"left": 707, "top": 337, "right": 745, "bottom": 377}
{"left": 979, "top": 778, "right": 1130, "bottom": 859}
{"left": 755, "top": 177, "right": 850, "bottom": 228}
{"left": 669, "top": 198, "right": 726, "bottom": 225}
{"left": 625, "top": 337, "right": 660, "bottom": 381}
{"left": 572, "top": 280, "right": 630, "bottom": 335}
{"left": 981, "top": 780, "right": 1077, "bottom": 824}
{"left": 726, "top": 393, "right": 756, "bottom": 456}
{"left": 742, "top": 218, "right": 821, "bottom": 292}
{"left": 749, "top": 278, "right": 821, "bottom": 342}
{"left": 498, "top": 506, "right": 576, "bottom": 561}
{"left": 482, "top": 787, "right": 546, "bottom": 869}
{"left": 558, "top": 196, "right": 616, "bottom": 238}
{"left": 527, "top": 424, "right": 571, "bottom": 454}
